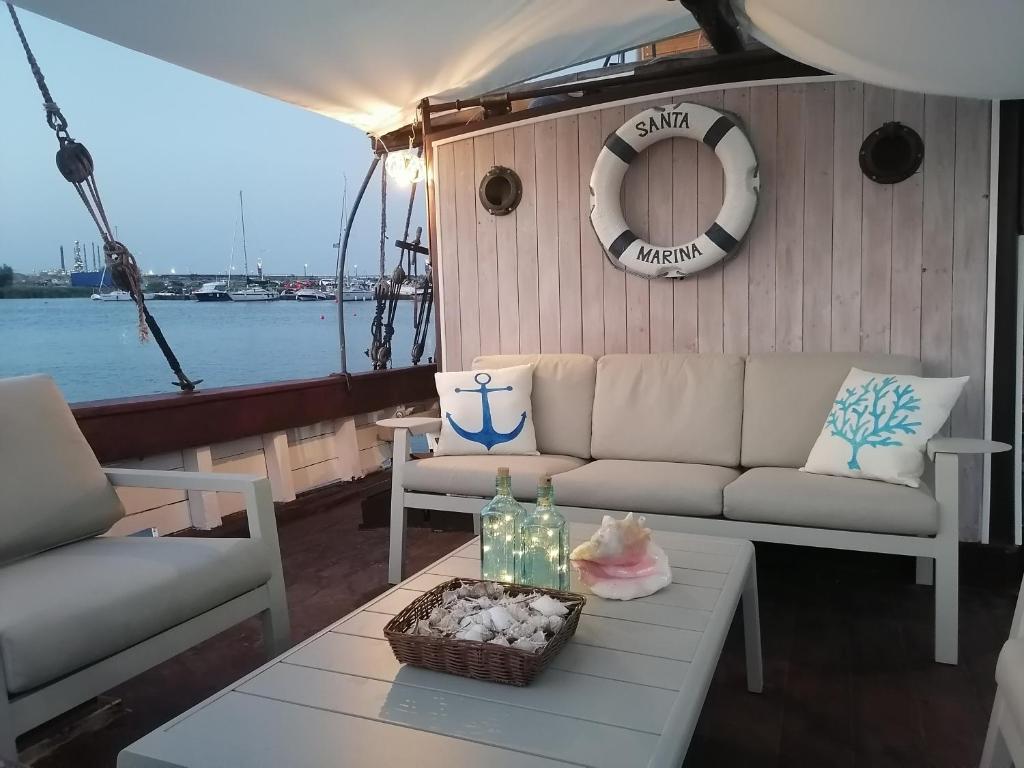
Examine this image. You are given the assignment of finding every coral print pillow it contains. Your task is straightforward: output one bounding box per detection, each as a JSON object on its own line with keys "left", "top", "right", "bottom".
{"left": 435, "top": 364, "right": 538, "bottom": 456}
{"left": 802, "top": 368, "right": 968, "bottom": 487}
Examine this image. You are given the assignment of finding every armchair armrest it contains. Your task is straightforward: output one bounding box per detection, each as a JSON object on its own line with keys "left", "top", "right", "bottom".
{"left": 104, "top": 467, "right": 279, "bottom": 543}
{"left": 376, "top": 416, "right": 442, "bottom": 437}
{"left": 104, "top": 467, "right": 266, "bottom": 493}
{"left": 927, "top": 438, "right": 1011, "bottom": 460}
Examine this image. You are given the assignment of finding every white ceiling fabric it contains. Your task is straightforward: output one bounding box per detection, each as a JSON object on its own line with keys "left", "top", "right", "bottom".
{"left": 11, "top": 1, "right": 697, "bottom": 136}
{"left": 731, "top": 0, "right": 1024, "bottom": 100}
{"left": 13, "top": 1, "right": 1021, "bottom": 137}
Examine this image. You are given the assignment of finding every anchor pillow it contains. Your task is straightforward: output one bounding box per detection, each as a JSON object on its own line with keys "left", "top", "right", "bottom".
{"left": 435, "top": 364, "right": 539, "bottom": 456}
{"left": 801, "top": 368, "right": 968, "bottom": 487}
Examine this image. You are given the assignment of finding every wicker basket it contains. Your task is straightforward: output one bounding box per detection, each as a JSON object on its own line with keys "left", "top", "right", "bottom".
{"left": 384, "top": 578, "right": 586, "bottom": 686}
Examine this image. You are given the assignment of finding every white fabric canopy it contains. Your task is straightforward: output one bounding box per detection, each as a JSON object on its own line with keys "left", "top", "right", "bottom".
{"left": 12, "top": 1, "right": 697, "bottom": 136}
{"left": 14, "top": 0, "right": 1022, "bottom": 137}
{"left": 732, "top": 0, "right": 1024, "bottom": 100}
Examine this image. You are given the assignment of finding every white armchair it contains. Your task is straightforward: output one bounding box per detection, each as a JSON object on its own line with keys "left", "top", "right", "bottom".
{"left": 981, "top": 569, "right": 1024, "bottom": 767}
{"left": 0, "top": 375, "right": 289, "bottom": 761}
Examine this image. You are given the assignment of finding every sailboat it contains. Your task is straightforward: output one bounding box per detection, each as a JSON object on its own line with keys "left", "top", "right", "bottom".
{"left": 228, "top": 190, "right": 276, "bottom": 301}
{"left": 90, "top": 261, "right": 154, "bottom": 301}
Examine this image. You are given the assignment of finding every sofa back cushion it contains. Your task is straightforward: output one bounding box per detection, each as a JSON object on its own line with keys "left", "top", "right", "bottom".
{"left": 741, "top": 353, "right": 923, "bottom": 468}
{"left": 473, "top": 354, "right": 596, "bottom": 459}
{"left": 0, "top": 375, "right": 125, "bottom": 566}
{"left": 591, "top": 354, "right": 745, "bottom": 467}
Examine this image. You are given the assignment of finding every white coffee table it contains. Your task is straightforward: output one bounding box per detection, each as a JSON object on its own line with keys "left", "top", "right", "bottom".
{"left": 118, "top": 524, "right": 762, "bottom": 768}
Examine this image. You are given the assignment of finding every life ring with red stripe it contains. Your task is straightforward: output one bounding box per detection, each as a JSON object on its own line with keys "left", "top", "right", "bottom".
{"left": 589, "top": 102, "right": 759, "bottom": 279}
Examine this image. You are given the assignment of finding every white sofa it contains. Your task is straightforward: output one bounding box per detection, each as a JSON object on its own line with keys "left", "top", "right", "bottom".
{"left": 382, "top": 352, "right": 1008, "bottom": 666}
{"left": 0, "top": 375, "right": 290, "bottom": 760}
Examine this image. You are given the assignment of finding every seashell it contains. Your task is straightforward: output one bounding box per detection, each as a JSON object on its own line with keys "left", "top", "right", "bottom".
{"left": 507, "top": 603, "right": 532, "bottom": 623}
{"left": 429, "top": 606, "right": 447, "bottom": 623}
{"left": 442, "top": 590, "right": 459, "bottom": 605}
{"left": 570, "top": 512, "right": 651, "bottom": 563}
{"left": 488, "top": 636, "right": 510, "bottom": 646}
{"left": 530, "top": 630, "right": 547, "bottom": 644}
{"left": 487, "top": 605, "right": 514, "bottom": 630}
{"left": 511, "top": 637, "right": 544, "bottom": 652}
{"left": 546, "top": 615, "right": 564, "bottom": 633}
{"left": 530, "top": 595, "right": 569, "bottom": 617}
{"left": 409, "top": 619, "right": 433, "bottom": 636}
{"left": 434, "top": 616, "right": 458, "bottom": 633}
{"left": 456, "top": 624, "right": 492, "bottom": 642}
{"left": 569, "top": 513, "right": 672, "bottom": 600}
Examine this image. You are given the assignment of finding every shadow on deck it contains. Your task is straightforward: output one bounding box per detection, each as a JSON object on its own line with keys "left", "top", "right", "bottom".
{"left": 24, "top": 473, "right": 1022, "bottom": 768}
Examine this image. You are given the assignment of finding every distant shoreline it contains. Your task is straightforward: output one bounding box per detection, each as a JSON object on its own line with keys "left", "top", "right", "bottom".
{"left": 0, "top": 286, "right": 95, "bottom": 299}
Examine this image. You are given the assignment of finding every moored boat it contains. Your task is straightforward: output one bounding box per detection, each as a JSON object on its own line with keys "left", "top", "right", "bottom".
{"left": 192, "top": 281, "right": 231, "bottom": 301}
{"left": 228, "top": 284, "right": 277, "bottom": 301}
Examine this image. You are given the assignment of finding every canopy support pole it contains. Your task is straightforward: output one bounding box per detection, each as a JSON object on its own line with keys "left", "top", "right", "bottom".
{"left": 337, "top": 154, "right": 380, "bottom": 380}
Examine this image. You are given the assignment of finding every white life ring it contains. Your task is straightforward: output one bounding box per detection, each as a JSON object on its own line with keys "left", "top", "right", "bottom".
{"left": 589, "top": 102, "right": 759, "bottom": 279}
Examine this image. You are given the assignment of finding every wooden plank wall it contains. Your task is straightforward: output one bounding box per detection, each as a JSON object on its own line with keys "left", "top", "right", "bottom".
{"left": 432, "top": 80, "right": 993, "bottom": 539}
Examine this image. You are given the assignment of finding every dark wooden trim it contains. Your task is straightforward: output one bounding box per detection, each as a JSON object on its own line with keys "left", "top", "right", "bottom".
{"left": 989, "top": 100, "right": 1023, "bottom": 544}
{"left": 429, "top": 51, "right": 821, "bottom": 145}
{"left": 378, "top": 50, "right": 821, "bottom": 151}
{"left": 73, "top": 365, "right": 437, "bottom": 463}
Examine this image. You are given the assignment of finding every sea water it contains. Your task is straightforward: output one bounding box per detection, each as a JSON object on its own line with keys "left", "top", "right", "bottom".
{"left": 0, "top": 298, "right": 433, "bottom": 403}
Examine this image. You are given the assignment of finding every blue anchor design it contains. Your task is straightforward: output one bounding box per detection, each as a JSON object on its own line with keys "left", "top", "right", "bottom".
{"left": 446, "top": 372, "right": 527, "bottom": 450}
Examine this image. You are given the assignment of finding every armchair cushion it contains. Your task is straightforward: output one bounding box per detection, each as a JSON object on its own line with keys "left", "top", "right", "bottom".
{"left": 552, "top": 460, "right": 739, "bottom": 517}
{"left": 0, "top": 375, "right": 124, "bottom": 567}
{"left": 402, "top": 454, "right": 585, "bottom": 500}
{"left": 0, "top": 536, "right": 271, "bottom": 694}
{"left": 723, "top": 467, "right": 939, "bottom": 535}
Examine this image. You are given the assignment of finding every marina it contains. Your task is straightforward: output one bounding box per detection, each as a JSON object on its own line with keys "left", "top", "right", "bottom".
{"left": 0, "top": 298, "right": 430, "bottom": 403}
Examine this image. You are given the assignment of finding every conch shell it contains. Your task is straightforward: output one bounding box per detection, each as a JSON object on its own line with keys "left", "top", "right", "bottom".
{"left": 569, "top": 513, "right": 671, "bottom": 600}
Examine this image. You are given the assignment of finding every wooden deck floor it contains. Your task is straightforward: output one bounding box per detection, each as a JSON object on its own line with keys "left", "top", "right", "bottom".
{"left": 28, "top": 476, "right": 1021, "bottom": 768}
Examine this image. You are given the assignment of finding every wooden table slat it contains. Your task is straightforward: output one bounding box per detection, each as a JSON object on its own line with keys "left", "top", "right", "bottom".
{"left": 240, "top": 663, "right": 658, "bottom": 768}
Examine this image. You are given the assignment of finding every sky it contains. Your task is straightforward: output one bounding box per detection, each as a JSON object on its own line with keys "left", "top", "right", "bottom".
{"left": 0, "top": 9, "right": 425, "bottom": 277}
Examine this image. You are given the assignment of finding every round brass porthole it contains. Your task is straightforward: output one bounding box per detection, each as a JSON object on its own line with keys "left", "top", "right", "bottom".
{"left": 859, "top": 121, "right": 924, "bottom": 184}
{"left": 479, "top": 166, "right": 522, "bottom": 216}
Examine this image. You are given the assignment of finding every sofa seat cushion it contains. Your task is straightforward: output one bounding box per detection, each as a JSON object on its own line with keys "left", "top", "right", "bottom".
{"left": 552, "top": 460, "right": 740, "bottom": 517}
{"left": 723, "top": 467, "right": 939, "bottom": 535}
{"left": 996, "top": 639, "right": 1024, "bottom": 728}
{"left": 0, "top": 536, "right": 272, "bottom": 694}
{"left": 0, "top": 375, "right": 125, "bottom": 567}
{"left": 403, "top": 454, "right": 586, "bottom": 500}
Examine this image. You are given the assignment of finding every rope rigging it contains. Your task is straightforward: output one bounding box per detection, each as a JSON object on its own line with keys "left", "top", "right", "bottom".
{"left": 338, "top": 139, "right": 432, "bottom": 376}
{"left": 6, "top": 2, "right": 200, "bottom": 392}
{"left": 366, "top": 145, "right": 430, "bottom": 371}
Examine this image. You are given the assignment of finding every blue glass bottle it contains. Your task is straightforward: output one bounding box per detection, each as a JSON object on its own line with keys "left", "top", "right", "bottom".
{"left": 518, "top": 476, "right": 570, "bottom": 590}
{"left": 479, "top": 467, "right": 525, "bottom": 583}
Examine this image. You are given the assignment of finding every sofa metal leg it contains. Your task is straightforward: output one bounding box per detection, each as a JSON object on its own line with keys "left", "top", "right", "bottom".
{"left": 473, "top": 513, "right": 481, "bottom": 536}
{"left": 933, "top": 452, "right": 959, "bottom": 665}
{"left": 388, "top": 428, "right": 409, "bottom": 585}
{"left": 261, "top": 586, "right": 292, "bottom": 658}
{"left": 981, "top": 695, "right": 1014, "bottom": 768}
{"left": 0, "top": 668, "right": 16, "bottom": 762}
{"left": 915, "top": 556, "right": 934, "bottom": 586}
{"left": 389, "top": 496, "right": 408, "bottom": 585}
{"left": 742, "top": 561, "right": 764, "bottom": 694}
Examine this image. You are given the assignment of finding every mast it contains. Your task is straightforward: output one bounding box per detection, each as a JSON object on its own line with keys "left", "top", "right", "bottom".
{"left": 239, "top": 190, "right": 249, "bottom": 282}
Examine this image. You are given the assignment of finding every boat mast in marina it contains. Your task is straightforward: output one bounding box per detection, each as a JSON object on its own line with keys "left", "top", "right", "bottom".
{"left": 228, "top": 190, "right": 276, "bottom": 301}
